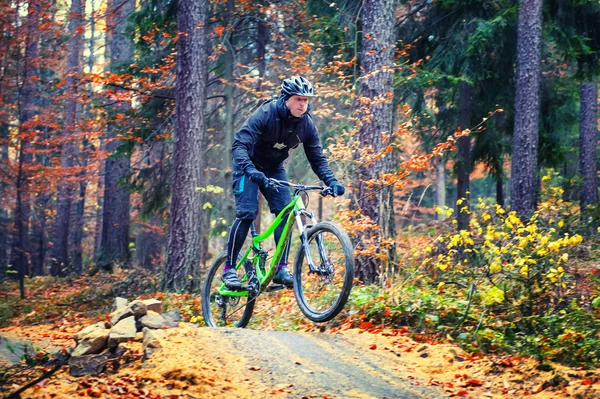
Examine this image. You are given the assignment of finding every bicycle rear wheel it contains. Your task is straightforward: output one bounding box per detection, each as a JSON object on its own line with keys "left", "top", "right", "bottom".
{"left": 202, "top": 251, "right": 255, "bottom": 328}
{"left": 293, "top": 222, "right": 354, "bottom": 322}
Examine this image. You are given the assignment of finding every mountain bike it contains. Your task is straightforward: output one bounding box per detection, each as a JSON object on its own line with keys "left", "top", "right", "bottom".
{"left": 202, "top": 179, "right": 355, "bottom": 328}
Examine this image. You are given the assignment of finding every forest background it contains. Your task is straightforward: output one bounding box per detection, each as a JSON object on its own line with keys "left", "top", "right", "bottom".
{"left": 1, "top": 0, "right": 600, "bottom": 371}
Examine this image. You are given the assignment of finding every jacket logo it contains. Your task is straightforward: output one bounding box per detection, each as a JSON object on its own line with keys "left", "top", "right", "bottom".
{"left": 273, "top": 142, "right": 287, "bottom": 150}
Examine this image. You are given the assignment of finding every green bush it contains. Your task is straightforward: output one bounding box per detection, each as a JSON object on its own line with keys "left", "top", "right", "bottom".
{"left": 345, "top": 172, "right": 600, "bottom": 367}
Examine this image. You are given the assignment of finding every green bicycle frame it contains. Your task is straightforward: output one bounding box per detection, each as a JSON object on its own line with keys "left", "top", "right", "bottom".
{"left": 217, "top": 193, "right": 308, "bottom": 297}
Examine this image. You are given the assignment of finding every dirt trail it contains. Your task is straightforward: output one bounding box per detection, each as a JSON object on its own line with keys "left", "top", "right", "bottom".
{"left": 5, "top": 324, "right": 442, "bottom": 398}
{"left": 208, "top": 327, "right": 441, "bottom": 398}
{"left": 4, "top": 323, "right": 600, "bottom": 398}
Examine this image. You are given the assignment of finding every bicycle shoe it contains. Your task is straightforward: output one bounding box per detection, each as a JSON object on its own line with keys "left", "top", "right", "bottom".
{"left": 222, "top": 268, "right": 242, "bottom": 290}
{"left": 273, "top": 266, "right": 294, "bottom": 288}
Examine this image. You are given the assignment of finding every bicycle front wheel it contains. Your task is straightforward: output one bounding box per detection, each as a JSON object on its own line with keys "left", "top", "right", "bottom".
{"left": 293, "top": 221, "right": 354, "bottom": 322}
{"left": 202, "top": 251, "right": 255, "bottom": 328}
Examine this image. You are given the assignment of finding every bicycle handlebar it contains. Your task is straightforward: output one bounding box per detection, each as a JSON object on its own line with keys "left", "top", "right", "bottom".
{"left": 268, "top": 178, "right": 335, "bottom": 197}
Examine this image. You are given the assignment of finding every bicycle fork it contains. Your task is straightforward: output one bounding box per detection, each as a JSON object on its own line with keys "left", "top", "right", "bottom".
{"left": 295, "top": 210, "right": 331, "bottom": 277}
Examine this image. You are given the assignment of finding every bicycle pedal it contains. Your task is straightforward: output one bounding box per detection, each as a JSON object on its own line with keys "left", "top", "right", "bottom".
{"left": 266, "top": 284, "right": 286, "bottom": 292}
{"left": 225, "top": 284, "right": 244, "bottom": 291}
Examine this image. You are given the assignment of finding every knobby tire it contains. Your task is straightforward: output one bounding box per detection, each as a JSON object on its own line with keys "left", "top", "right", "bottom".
{"left": 202, "top": 251, "right": 255, "bottom": 328}
{"left": 293, "top": 221, "right": 354, "bottom": 322}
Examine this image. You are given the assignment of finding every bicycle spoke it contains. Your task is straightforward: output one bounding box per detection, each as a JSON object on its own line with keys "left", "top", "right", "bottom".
{"left": 202, "top": 252, "right": 255, "bottom": 328}
{"left": 295, "top": 222, "right": 354, "bottom": 322}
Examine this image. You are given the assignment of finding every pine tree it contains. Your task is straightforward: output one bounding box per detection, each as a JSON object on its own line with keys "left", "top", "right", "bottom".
{"left": 354, "top": 0, "right": 395, "bottom": 283}
{"left": 162, "top": 0, "right": 208, "bottom": 291}
{"left": 511, "top": 0, "right": 543, "bottom": 219}
{"left": 97, "top": 0, "right": 135, "bottom": 271}
{"left": 51, "top": 0, "right": 84, "bottom": 276}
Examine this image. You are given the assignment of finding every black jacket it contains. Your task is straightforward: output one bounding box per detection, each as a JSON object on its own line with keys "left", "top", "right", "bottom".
{"left": 231, "top": 97, "right": 337, "bottom": 185}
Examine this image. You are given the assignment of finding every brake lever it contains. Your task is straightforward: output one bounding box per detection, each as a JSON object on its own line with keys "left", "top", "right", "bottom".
{"left": 266, "top": 178, "right": 279, "bottom": 192}
{"left": 320, "top": 187, "right": 334, "bottom": 197}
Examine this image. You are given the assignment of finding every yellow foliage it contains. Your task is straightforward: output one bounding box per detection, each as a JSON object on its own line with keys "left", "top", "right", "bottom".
{"left": 484, "top": 286, "right": 505, "bottom": 305}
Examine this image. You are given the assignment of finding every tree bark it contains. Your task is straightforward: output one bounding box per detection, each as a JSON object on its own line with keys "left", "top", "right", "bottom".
{"left": 72, "top": 135, "right": 88, "bottom": 274}
{"left": 510, "top": 0, "right": 543, "bottom": 220}
{"left": 135, "top": 141, "right": 167, "bottom": 270}
{"left": 30, "top": 182, "right": 49, "bottom": 276}
{"left": 162, "top": 0, "right": 207, "bottom": 292}
{"left": 0, "top": 123, "right": 11, "bottom": 273}
{"left": 51, "top": 0, "right": 83, "bottom": 276}
{"left": 94, "top": 138, "right": 105, "bottom": 258}
{"left": 136, "top": 216, "right": 165, "bottom": 270}
{"left": 354, "top": 0, "right": 395, "bottom": 283}
{"left": 11, "top": 0, "right": 42, "bottom": 292}
{"left": 456, "top": 82, "right": 472, "bottom": 231}
{"left": 73, "top": 0, "right": 97, "bottom": 275}
{"left": 97, "top": 0, "right": 134, "bottom": 272}
{"left": 579, "top": 81, "right": 599, "bottom": 211}
{"left": 223, "top": 0, "right": 236, "bottom": 228}
{"left": 435, "top": 159, "right": 447, "bottom": 220}
{"left": 496, "top": 170, "right": 505, "bottom": 208}
{"left": 561, "top": 153, "right": 579, "bottom": 202}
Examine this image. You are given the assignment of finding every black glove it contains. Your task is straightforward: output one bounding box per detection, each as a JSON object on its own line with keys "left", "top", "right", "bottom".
{"left": 329, "top": 182, "right": 345, "bottom": 197}
{"left": 247, "top": 170, "right": 268, "bottom": 186}
{"left": 247, "top": 170, "right": 276, "bottom": 191}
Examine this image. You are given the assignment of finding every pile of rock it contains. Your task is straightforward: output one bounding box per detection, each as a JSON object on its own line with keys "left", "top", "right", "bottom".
{"left": 69, "top": 297, "right": 180, "bottom": 376}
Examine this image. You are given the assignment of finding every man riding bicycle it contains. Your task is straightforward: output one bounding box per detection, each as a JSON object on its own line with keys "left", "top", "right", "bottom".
{"left": 223, "top": 76, "right": 345, "bottom": 290}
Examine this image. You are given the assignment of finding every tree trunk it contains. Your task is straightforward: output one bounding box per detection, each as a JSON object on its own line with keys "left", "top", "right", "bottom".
{"left": 354, "top": 0, "right": 395, "bottom": 283}
{"left": 0, "top": 122, "right": 10, "bottom": 273}
{"left": 579, "top": 81, "right": 599, "bottom": 211}
{"left": 561, "top": 153, "right": 579, "bottom": 202}
{"left": 30, "top": 54, "right": 53, "bottom": 277}
{"left": 11, "top": 143, "right": 29, "bottom": 297}
{"left": 136, "top": 216, "right": 165, "bottom": 270}
{"left": 73, "top": 1, "right": 97, "bottom": 275}
{"left": 30, "top": 187, "right": 49, "bottom": 277}
{"left": 162, "top": 0, "right": 207, "bottom": 292}
{"left": 135, "top": 141, "right": 167, "bottom": 270}
{"left": 223, "top": 0, "right": 236, "bottom": 228}
{"left": 456, "top": 82, "right": 472, "bottom": 231}
{"left": 510, "top": 0, "right": 543, "bottom": 220}
{"left": 11, "top": 0, "right": 42, "bottom": 293}
{"left": 97, "top": 0, "right": 134, "bottom": 272}
{"left": 94, "top": 138, "right": 105, "bottom": 258}
{"left": 435, "top": 159, "right": 447, "bottom": 220}
{"left": 72, "top": 139, "right": 88, "bottom": 274}
{"left": 496, "top": 170, "right": 505, "bottom": 208}
{"left": 51, "top": 0, "right": 83, "bottom": 276}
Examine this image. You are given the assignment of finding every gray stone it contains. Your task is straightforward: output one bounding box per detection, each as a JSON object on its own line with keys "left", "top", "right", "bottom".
{"left": 72, "top": 330, "right": 109, "bottom": 357}
{"left": 142, "top": 298, "right": 162, "bottom": 314}
{"left": 129, "top": 300, "right": 147, "bottom": 318}
{"left": 108, "top": 316, "right": 137, "bottom": 348}
{"left": 69, "top": 351, "right": 110, "bottom": 377}
{"left": 109, "top": 307, "right": 133, "bottom": 327}
{"left": 73, "top": 322, "right": 109, "bottom": 343}
{"left": 109, "top": 300, "right": 147, "bottom": 326}
{"left": 113, "top": 297, "right": 128, "bottom": 311}
{"left": 69, "top": 347, "right": 125, "bottom": 377}
{"left": 0, "top": 335, "right": 37, "bottom": 366}
{"left": 163, "top": 310, "right": 181, "bottom": 328}
{"left": 142, "top": 328, "right": 164, "bottom": 360}
{"left": 138, "top": 310, "right": 180, "bottom": 330}
{"left": 138, "top": 313, "right": 168, "bottom": 330}
{"left": 142, "top": 327, "right": 163, "bottom": 349}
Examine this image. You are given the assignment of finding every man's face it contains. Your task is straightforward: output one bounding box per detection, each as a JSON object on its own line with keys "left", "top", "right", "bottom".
{"left": 285, "top": 95, "right": 309, "bottom": 117}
